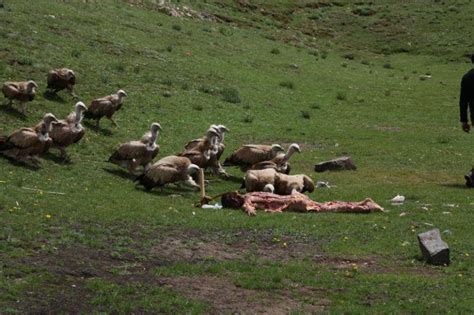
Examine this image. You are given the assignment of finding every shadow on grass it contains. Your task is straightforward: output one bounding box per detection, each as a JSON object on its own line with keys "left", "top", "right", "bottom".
{"left": 43, "top": 91, "right": 67, "bottom": 104}
{"left": 0, "top": 155, "right": 40, "bottom": 170}
{"left": 0, "top": 104, "right": 27, "bottom": 120}
{"left": 42, "top": 152, "right": 72, "bottom": 165}
{"left": 103, "top": 167, "right": 136, "bottom": 181}
{"left": 83, "top": 121, "right": 113, "bottom": 136}
{"left": 439, "top": 183, "right": 469, "bottom": 189}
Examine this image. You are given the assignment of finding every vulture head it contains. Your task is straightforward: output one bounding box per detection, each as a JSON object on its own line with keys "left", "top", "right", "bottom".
{"left": 151, "top": 122, "right": 162, "bottom": 132}
{"left": 216, "top": 124, "right": 229, "bottom": 142}
{"left": 117, "top": 89, "right": 128, "bottom": 97}
{"left": 38, "top": 113, "right": 58, "bottom": 140}
{"left": 187, "top": 163, "right": 200, "bottom": 175}
{"left": 205, "top": 128, "right": 220, "bottom": 155}
{"left": 263, "top": 184, "right": 275, "bottom": 193}
{"left": 27, "top": 80, "right": 38, "bottom": 92}
{"left": 271, "top": 144, "right": 285, "bottom": 155}
{"left": 66, "top": 69, "right": 75, "bottom": 79}
{"left": 288, "top": 143, "right": 301, "bottom": 154}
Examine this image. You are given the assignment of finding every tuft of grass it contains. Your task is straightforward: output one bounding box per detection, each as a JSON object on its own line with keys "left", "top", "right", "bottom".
{"left": 279, "top": 81, "right": 295, "bottom": 89}
{"left": 301, "top": 111, "right": 311, "bottom": 119}
{"left": 71, "top": 50, "right": 81, "bottom": 58}
{"left": 221, "top": 87, "right": 241, "bottom": 103}
{"left": 336, "top": 92, "right": 347, "bottom": 101}
{"left": 192, "top": 104, "right": 203, "bottom": 111}
{"left": 270, "top": 48, "right": 280, "bottom": 55}
{"left": 311, "top": 102, "right": 321, "bottom": 110}
{"left": 243, "top": 115, "right": 253, "bottom": 123}
{"left": 161, "top": 78, "right": 173, "bottom": 86}
{"left": 199, "top": 85, "right": 220, "bottom": 95}
{"left": 172, "top": 24, "right": 182, "bottom": 31}
{"left": 383, "top": 63, "right": 394, "bottom": 69}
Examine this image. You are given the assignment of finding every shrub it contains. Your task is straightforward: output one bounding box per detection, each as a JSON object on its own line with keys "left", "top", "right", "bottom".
{"left": 221, "top": 87, "right": 241, "bottom": 104}
{"left": 279, "top": 81, "right": 295, "bottom": 89}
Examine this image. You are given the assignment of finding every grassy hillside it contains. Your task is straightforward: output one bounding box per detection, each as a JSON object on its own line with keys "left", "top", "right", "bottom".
{"left": 0, "top": 0, "right": 473, "bottom": 312}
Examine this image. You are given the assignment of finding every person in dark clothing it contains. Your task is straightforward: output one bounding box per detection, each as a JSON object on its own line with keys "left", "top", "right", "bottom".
{"left": 460, "top": 54, "right": 474, "bottom": 132}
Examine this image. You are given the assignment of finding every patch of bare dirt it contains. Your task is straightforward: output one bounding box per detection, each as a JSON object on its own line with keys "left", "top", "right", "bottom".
{"left": 160, "top": 275, "right": 329, "bottom": 314}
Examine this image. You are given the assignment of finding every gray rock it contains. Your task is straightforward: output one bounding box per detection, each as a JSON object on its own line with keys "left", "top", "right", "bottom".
{"left": 314, "top": 156, "right": 357, "bottom": 172}
{"left": 417, "top": 229, "right": 450, "bottom": 266}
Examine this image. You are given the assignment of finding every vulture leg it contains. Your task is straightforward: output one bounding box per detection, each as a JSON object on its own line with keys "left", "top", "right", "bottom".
{"left": 128, "top": 159, "right": 140, "bottom": 174}
{"left": 58, "top": 147, "right": 70, "bottom": 162}
{"left": 109, "top": 117, "right": 119, "bottom": 127}
{"left": 20, "top": 102, "right": 27, "bottom": 115}
{"left": 68, "top": 85, "right": 78, "bottom": 99}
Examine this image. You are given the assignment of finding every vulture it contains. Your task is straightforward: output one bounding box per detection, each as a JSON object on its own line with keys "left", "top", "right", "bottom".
{"left": 251, "top": 143, "right": 301, "bottom": 174}
{"left": 184, "top": 125, "right": 229, "bottom": 176}
{"left": 243, "top": 168, "right": 278, "bottom": 192}
{"left": 179, "top": 128, "right": 220, "bottom": 169}
{"left": 109, "top": 122, "right": 162, "bottom": 173}
{"left": 2, "top": 80, "right": 38, "bottom": 114}
{"left": 49, "top": 102, "right": 88, "bottom": 160}
{"left": 0, "top": 113, "right": 58, "bottom": 166}
{"left": 273, "top": 173, "right": 315, "bottom": 195}
{"left": 223, "top": 144, "right": 284, "bottom": 172}
{"left": 84, "top": 89, "right": 127, "bottom": 128}
{"left": 135, "top": 155, "right": 200, "bottom": 191}
{"left": 46, "top": 68, "right": 76, "bottom": 96}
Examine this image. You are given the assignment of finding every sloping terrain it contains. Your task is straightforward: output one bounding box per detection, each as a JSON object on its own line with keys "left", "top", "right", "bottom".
{"left": 0, "top": 0, "right": 473, "bottom": 312}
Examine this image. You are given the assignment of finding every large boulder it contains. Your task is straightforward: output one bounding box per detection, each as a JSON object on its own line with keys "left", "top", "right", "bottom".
{"left": 417, "top": 229, "right": 450, "bottom": 266}
{"left": 314, "top": 156, "right": 357, "bottom": 172}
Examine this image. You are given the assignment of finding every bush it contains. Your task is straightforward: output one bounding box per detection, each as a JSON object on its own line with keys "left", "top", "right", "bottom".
{"left": 221, "top": 87, "right": 241, "bottom": 104}
{"left": 279, "top": 81, "right": 295, "bottom": 89}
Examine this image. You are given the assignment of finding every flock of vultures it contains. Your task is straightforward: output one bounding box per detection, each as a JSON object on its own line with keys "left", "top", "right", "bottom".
{"left": 0, "top": 68, "right": 315, "bottom": 196}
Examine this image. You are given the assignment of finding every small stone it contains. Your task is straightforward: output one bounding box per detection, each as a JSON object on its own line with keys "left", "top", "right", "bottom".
{"left": 417, "top": 229, "right": 450, "bottom": 266}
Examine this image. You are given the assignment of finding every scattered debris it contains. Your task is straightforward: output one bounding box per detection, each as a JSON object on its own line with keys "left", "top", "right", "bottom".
{"left": 21, "top": 187, "right": 66, "bottom": 195}
{"left": 419, "top": 74, "right": 432, "bottom": 81}
{"left": 391, "top": 195, "right": 405, "bottom": 205}
{"left": 202, "top": 203, "right": 223, "bottom": 209}
{"left": 316, "top": 181, "right": 331, "bottom": 188}
{"left": 314, "top": 156, "right": 357, "bottom": 172}
{"left": 417, "top": 229, "right": 450, "bottom": 266}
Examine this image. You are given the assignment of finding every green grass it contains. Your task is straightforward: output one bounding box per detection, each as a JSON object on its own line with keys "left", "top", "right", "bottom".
{"left": 0, "top": 0, "right": 474, "bottom": 312}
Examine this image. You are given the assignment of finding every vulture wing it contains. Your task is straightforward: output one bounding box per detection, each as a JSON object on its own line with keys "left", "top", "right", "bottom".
{"left": 8, "top": 128, "right": 39, "bottom": 149}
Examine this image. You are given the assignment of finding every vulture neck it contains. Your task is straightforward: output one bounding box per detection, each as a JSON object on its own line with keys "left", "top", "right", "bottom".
{"left": 26, "top": 85, "right": 35, "bottom": 94}
{"left": 147, "top": 129, "right": 159, "bottom": 150}
{"left": 283, "top": 147, "right": 297, "bottom": 161}
{"left": 71, "top": 108, "right": 84, "bottom": 132}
